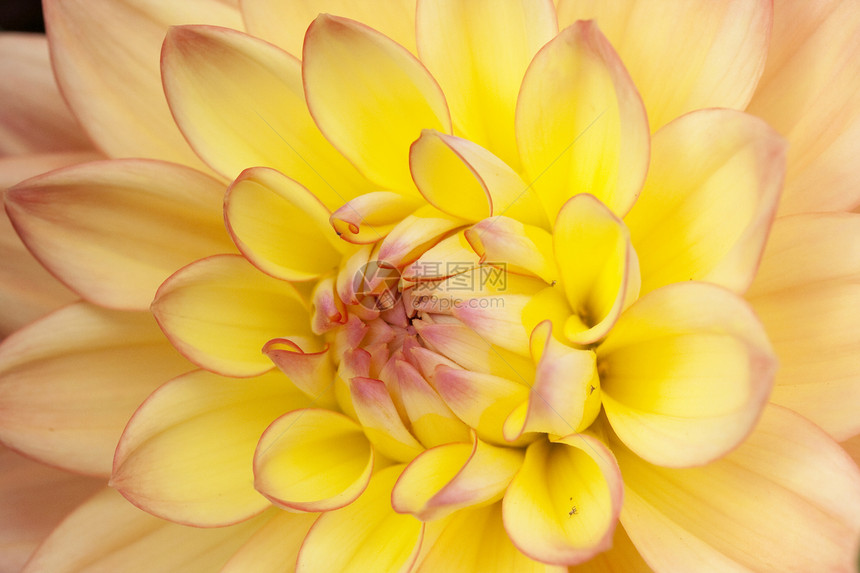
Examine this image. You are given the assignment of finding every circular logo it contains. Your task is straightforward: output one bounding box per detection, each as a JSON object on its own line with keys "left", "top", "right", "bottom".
{"left": 353, "top": 260, "right": 401, "bottom": 311}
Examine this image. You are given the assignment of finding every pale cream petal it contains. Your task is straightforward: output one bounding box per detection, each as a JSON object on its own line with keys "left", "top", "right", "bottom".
{"left": 0, "top": 302, "right": 190, "bottom": 476}
{"left": 220, "top": 510, "right": 317, "bottom": 573}
{"left": 6, "top": 159, "right": 234, "bottom": 310}
{"left": 0, "top": 152, "right": 101, "bottom": 190}
{"left": 43, "top": 0, "right": 243, "bottom": 167}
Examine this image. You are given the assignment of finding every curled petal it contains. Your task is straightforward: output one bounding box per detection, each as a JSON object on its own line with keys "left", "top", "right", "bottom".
{"left": 394, "top": 360, "right": 471, "bottom": 448}
{"left": 331, "top": 191, "right": 422, "bottom": 244}
{"left": 263, "top": 339, "right": 336, "bottom": 406}
{"left": 350, "top": 377, "right": 424, "bottom": 463}
{"left": 466, "top": 217, "right": 556, "bottom": 284}
{"left": 377, "top": 206, "right": 466, "bottom": 268}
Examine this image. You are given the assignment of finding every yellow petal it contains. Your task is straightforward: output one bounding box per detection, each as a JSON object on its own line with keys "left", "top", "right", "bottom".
{"left": 43, "top": 0, "right": 242, "bottom": 168}
{"left": 404, "top": 231, "right": 481, "bottom": 282}
{"left": 558, "top": 0, "right": 771, "bottom": 132}
{"left": 516, "top": 21, "right": 649, "bottom": 220}
{"left": 262, "top": 339, "right": 336, "bottom": 407}
{"left": 465, "top": 217, "right": 556, "bottom": 283}
{"left": 502, "top": 435, "right": 623, "bottom": 566}
{"left": 242, "top": 0, "right": 418, "bottom": 58}
{"left": 568, "top": 523, "right": 651, "bottom": 573}
{"left": 225, "top": 167, "right": 345, "bottom": 281}
{"left": 162, "top": 25, "right": 371, "bottom": 205}
{"left": 6, "top": 159, "right": 233, "bottom": 310}
{"left": 747, "top": 0, "right": 860, "bottom": 214}
{"left": 296, "top": 465, "right": 424, "bottom": 573}
{"left": 624, "top": 109, "right": 786, "bottom": 294}
{"left": 0, "top": 302, "right": 190, "bottom": 476}
{"left": 349, "top": 377, "right": 424, "bottom": 463}
{"left": 112, "top": 370, "right": 310, "bottom": 526}
{"left": 553, "top": 194, "right": 639, "bottom": 345}
{"left": 616, "top": 405, "right": 860, "bottom": 573}
{"left": 416, "top": 0, "right": 557, "bottom": 169}
{"left": 394, "top": 360, "right": 471, "bottom": 448}
{"left": 598, "top": 282, "right": 775, "bottom": 467}
{"left": 331, "top": 191, "right": 422, "bottom": 245}
{"left": 377, "top": 206, "right": 466, "bottom": 268}
{"left": 254, "top": 408, "right": 373, "bottom": 512}
{"left": 450, "top": 294, "right": 534, "bottom": 356}
{"left": 303, "top": 14, "right": 451, "bottom": 193}
{"left": 151, "top": 254, "right": 315, "bottom": 378}
{"left": 221, "top": 510, "right": 317, "bottom": 573}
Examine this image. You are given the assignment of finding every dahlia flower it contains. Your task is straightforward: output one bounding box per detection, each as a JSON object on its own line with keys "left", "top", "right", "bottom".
{"left": 2, "top": 1, "right": 860, "bottom": 572}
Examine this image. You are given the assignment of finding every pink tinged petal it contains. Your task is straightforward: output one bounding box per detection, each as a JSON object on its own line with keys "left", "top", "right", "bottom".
{"left": 466, "top": 217, "right": 556, "bottom": 284}
{"left": 377, "top": 206, "right": 466, "bottom": 267}
{"left": 350, "top": 377, "right": 424, "bottom": 463}
{"left": 624, "top": 109, "right": 786, "bottom": 295}
{"left": 336, "top": 244, "right": 374, "bottom": 305}
{"left": 451, "top": 294, "right": 533, "bottom": 356}
{"left": 151, "top": 254, "right": 315, "bottom": 378}
{"left": 22, "top": 488, "right": 270, "bottom": 573}
{"left": 310, "top": 276, "right": 346, "bottom": 334}
{"left": 331, "top": 191, "right": 423, "bottom": 245}
{"left": 253, "top": 409, "right": 373, "bottom": 513}
{"left": 303, "top": 14, "right": 452, "bottom": 193}
{"left": 403, "top": 231, "right": 481, "bottom": 282}
{"left": 843, "top": 434, "right": 860, "bottom": 467}
{"left": 747, "top": 213, "right": 860, "bottom": 440}
{"left": 43, "top": 0, "right": 243, "bottom": 169}
{"left": 0, "top": 447, "right": 103, "bottom": 573}
{"left": 296, "top": 465, "right": 424, "bottom": 573}
{"left": 502, "top": 435, "right": 623, "bottom": 566}
{"left": 568, "top": 523, "right": 651, "bottom": 573}
{"left": 553, "top": 194, "right": 640, "bottom": 345}
{"left": 242, "top": 0, "right": 418, "bottom": 58}
{"left": 263, "top": 339, "right": 336, "bottom": 406}
{"left": 0, "top": 152, "right": 102, "bottom": 190}
{"left": 162, "top": 25, "right": 371, "bottom": 205}
{"left": 747, "top": 0, "right": 860, "bottom": 214}
{"left": 617, "top": 405, "right": 860, "bottom": 573}
{"left": 5, "top": 159, "right": 234, "bottom": 310}
{"left": 416, "top": 0, "right": 557, "bottom": 170}
{"left": 225, "top": 167, "right": 345, "bottom": 282}
{"left": 0, "top": 34, "right": 91, "bottom": 154}
{"left": 221, "top": 510, "right": 317, "bottom": 573}
{"left": 516, "top": 21, "right": 649, "bottom": 220}
{"left": 597, "top": 282, "right": 775, "bottom": 468}
{"left": 0, "top": 302, "right": 190, "bottom": 476}
{"left": 557, "top": 0, "right": 771, "bottom": 132}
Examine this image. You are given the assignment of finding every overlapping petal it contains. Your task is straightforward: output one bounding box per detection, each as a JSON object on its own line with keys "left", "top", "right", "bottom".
{"left": 220, "top": 510, "right": 317, "bottom": 573}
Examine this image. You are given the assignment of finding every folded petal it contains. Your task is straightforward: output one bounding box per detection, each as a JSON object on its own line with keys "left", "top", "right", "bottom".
{"left": 296, "top": 465, "right": 424, "bottom": 573}
{"left": 597, "top": 282, "right": 775, "bottom": 467}
{"left": 262, "top": 339, "right": 336, "bottom": 406}
{"left": 557, "top": 0, "right": 771, "bottom": 132}
{"left": 330, "top": 191, "right": 422, "bottom": 245}
{"left": 747, "top": 213, "right": 860, "bottom": 440}
{"left": 43, "top": 0, "right": 242, "bottom": 167}
{"left": 0, "top": 302, "right": 190, "bottom": 476}
{"left": 616, "top": 405, "right": 860, "bottom": 573}
{"left": 152, "top": 254, "right": 315, "bottom": 378}
{"left": 503, "top": 435, "right": 623, "bottom": 565}
{"left": 417, "top": 0, "right": 557, "bottom": 169}
{"left": 516, "top": 21, "right": 649, "bottom": 220}
{"left": 6, "top": 159, "right": 234, "bottom": 310}
{"left": 220, "top": 510, "right": 317, "bottom": 573}
{"left": 465, "top": 217, "right": 556, "bottom": 284}
{"left": 303, "top": 14, "right": 451, "bottom": 193}
{"left": 349, "top": 376, "right": 424, "bottom": 463}
{"left": 23, "top": 488, "right": 270, "bottom": 573}
{"left": 747, "top": 0, "right": 860, "bottom": 214}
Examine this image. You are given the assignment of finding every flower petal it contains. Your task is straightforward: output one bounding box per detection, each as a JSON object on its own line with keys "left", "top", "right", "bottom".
{"left": 330, "top": 191, "right": 422, "bottom": 245}
{"left": 220, "top": 510, "right": 317, "bottom": 573}
{"left": 112, "top": 370, "right": 309, "bottom": 526}
{"left": 263, "top": 339, "right": 336, "bottom": 406}
{"left": 296, "top": 465, "right": 424, "bottom": 573}
{"left": 597, "top": 282, "right": 775, "bottom": 467}
{"left": 465, "top": 217, "right": 556, "bottom": 284}
{"left": 0, "top": 302, "right": 190, "bottom": 476}
{"left": 253, "top": 408, "right": 372, "bottom": 512}
{"left": 625, "top": 109, "right": 786, "bottom": 294}
{"left": 23, "top": 488, "right": 270, "bottom": 573}
{"left": 43, "top": 0, "right": 242, "bottom": 167}
{"left": 152, "top": 254, "right": 316, "bottom": 378}
{"left": 6, "top": 159, "right": 234, "bottom": 310}
{"left": 503, "top": 435, "right": 623, "bottom": 566}
{"left": 568, "top": 523, "right": 651, "bottom": 573}
{"left": 416, "top": 0, "right": 557, "bottom": 169}
{"left": 747, "top": 213, "right": 860, "bottom": 440}
{"left": 303, "top": 14, "right": 451, "bottom": 193}
{"left": 557, "top": 0, "right": 771, "bottom": 132}
{"left": 349, "top": 376, "right": 424, "bottom": 463}
{"left": 616, "top": 405, "right": 860, "bottom": 573}
{"left": 516, "top": 20, "right": 649, "bottom": 219}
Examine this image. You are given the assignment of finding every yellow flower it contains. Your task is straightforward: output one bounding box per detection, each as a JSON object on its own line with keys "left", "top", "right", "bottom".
{"left": 1, "top": 1, "right": 860, "bottom": 572}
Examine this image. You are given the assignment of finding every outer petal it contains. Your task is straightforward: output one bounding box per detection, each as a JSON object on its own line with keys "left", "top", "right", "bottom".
{"left": 616, "top": 406, "right": 860, "bottom": 573}
{"left": 0, "top": 302, "right": 190, "bottom": 476}
{"left": 6, "top": 159, "right": 234, "bottom": 310}
{"left": 43, "top": 0, "right": 243, "bottom": 167}
{"left": 242, "top": 0, "right": 418, "bottom": 57}
{"left": 296, "top": 465, "right": 424, "bottom": 573}
{"left": 516, "top": 21, "right": 649, "bottom": 220}
{"left": 151, "top": 254, "right": 315, "bottom": 378}
{"left": 568, "top": 524, "right": 651, "bottom": 573}
{"left": 747, "top": 214, "right": 860, "bottom": 440}
{"left": 220, "top": 510, "right": 317, "bottom": 573}
{"left": 162, "top": 25, "right": 371, "bottom": 206}
{"left": 23, "top": 488, "right": 269, "bottom": 573}
{"left": 303, "top": 14, "right": 451, "bottom": 193}
{"left": 747, "top": 0, "right": 860, "bottom": 214}
{"left": 0, "top": 34, "right": 90, "bottom": 154}
{"left": 597, "top": 282, "right": 775, "bottom": 467}
{"left": 557, "top": 0, "right": 771, "bottom": 132}
{"left": 502, "top": 435, "right": 623, "bottom": 566}
{"left": 624, "top": 109, "right": 786, "bottom": 295}
{"left": 416, "top": 0, "right": 557, "bottom": 169}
